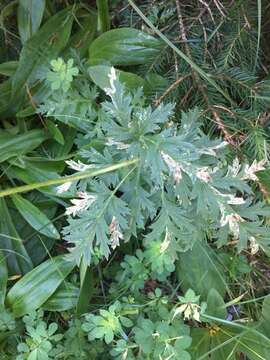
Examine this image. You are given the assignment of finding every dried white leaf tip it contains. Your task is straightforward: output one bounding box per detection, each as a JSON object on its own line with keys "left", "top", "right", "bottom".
{"left": 66, "top": 192, "right": 97, "bottom": 216}
{"left": 242, "top": 160, "right": 266, "bottom": 181}
{"left": 226, "top": 195, "right": 245, "bottom": 205}
{"left": 106, "top": 137, "right": 130, "bottom": 150}
{"left": 196, "top": 168, "right": 212, "bottom": 183}
{"left": 174, "top": 303, "right": 201, "bottom": 322}
{"left": 227, "top": 157, "right": 241, "bottom": 177}
{"left": 57, "top": 181, "right": 72, "bottom": 194}
{"left": 66, "top": 160, "right": 94, "bottom": 172}
{"left": 109, "top": 216, "right": 123, "bottom": 250}
{"left": 249, "top": 236, "right": 259, "bottom": 255}
{"left": 220, "top": 204, "right": 244, "bottom": 238}
{"left": 104, "top": 67, "right": 117, "bottom": 97}
{"left": 161, "top": 151, "right": 182, "bottom": 184}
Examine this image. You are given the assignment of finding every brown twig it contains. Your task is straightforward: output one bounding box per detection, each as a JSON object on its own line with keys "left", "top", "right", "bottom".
{"left": 175, "top": 0, "right": 235, "bottom": 145}
{"left": 25, "top": 84, "right": 46, "bottom": 128}
{"left": 155, "top": 74, "right": 190, "bottom": 106}
{"left": 178, "top": 86, "right": 193, "bottom": 109}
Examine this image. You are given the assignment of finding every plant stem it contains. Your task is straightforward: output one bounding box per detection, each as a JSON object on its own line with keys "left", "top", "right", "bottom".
{"left": 0, "top": 158, "right": 139, "bottom": 198}
{"left": 96, "top": 0, "right": 110, "bottom": 33}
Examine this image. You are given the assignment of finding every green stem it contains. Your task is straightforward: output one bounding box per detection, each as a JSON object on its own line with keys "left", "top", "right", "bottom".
{"left": 254, "top": 0, "right": 261, "bottom": 71}
{"left": 0, "top": 158, "right": 139, "bottom": 198}
{"left": 96, "top": 0, "right": 110, "bottom": 33}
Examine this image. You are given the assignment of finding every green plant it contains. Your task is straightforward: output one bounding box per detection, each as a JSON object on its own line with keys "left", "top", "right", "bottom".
{"left": 82, "top": 301, "right": 131, "bottom": 344}
{"left": 40, "top": 66, "right": 270, "bottom": 267}
{"left": 1, "top": 1, "right": 270, "bottom": 359}
{"left": 16, "top": 311, "right": 63, "bottom": 360}
{"left": 47, "top": 58, "right": 79, "bottom": 93}
{"left": 174, "top": 289, "right": 206, "bottom": 322}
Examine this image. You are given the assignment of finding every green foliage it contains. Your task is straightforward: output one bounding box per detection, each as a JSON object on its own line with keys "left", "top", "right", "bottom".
{"left": 6, "top": 256, "right": 75, "bottom": 317}
{"left": 17, "top": 0, "right": 45, "bottom": 44}
{"left": 82, "top": 301, "right": 131, "bottom": 344}
{"left": 16, "top": 311, "right": 63, "bottom": 360}
{"left": 11, "top": 194, "right": 60, "bottom": 240}
{"left": 177, "top": 241, "right": 228, "bottom": 298}
{"left": 47, "top": 58, "right": 79, "bottom": 93}
{"left": 0, "top": 309, "right": 16, "bottom": 332}
{"left": 88, "top": 28, "right": 163, "bottom": 66}
{"left": 96, "top": 0, "right": 110, "bottom": 33}
{"left": 133, "top": 317, "right": 191, "bottom": 360}
{"left": 11, "top": 7, "right": 74, "bottom": 101}
{"left": 1, "top": 1, "right": 270, "bottom": 359}
{"left": 42, "top": 68, "right": 270, "bottom": 269}
{"left": 115, "top": 250, "right": 149, "bottom": 293}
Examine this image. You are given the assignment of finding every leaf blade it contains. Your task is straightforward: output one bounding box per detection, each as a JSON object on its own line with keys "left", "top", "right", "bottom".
{"left": 17, "top": 0, "right": 46, "bottom": 43}
{"left": 6, "top": 255, "right": 75, "bottom": 317}
{"left": 0, "top": 197, "right": 33, "bottom": 275}
{"left": 43, "top": 282, "right": 79, "bottom": 312}
{"left": 88, "top": 27, "right": 162, "bottom": 66}
{"left": 12, "top": 7, "right": 74, "bottom": 98}
{"left": 0, "top": 129, "right": 47, "bottom": 163}
{"left": 11, "top": 194, "right": 60, "bottom": 239}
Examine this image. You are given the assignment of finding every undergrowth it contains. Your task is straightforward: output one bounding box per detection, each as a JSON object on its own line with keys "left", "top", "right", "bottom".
{"left": 0, "top": 1, "right": 270, "bottom": 359}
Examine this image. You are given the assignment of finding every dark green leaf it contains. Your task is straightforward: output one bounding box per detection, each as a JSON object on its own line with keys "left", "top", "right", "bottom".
{"left": 96, "top": 0, "right": 110, "bottom": 33}
{"left": 63, "top": 11, "right": 97, "bottom": 58}
{"left": 88, "top": 27, "right": 162, "bottom": 66}
{"left": 12, "top": 7, "right": 74, "bottom": 98}
{"left": 11, "top": 194, "right": 60, "bottom": 239}
{"left": 189, "top": 328, "right": 211, "bottom": 360}
{"left": 16, "top": 105, "right": 36, "bottom": 118}
{"left": 0, "top": 250, "right": 8, "bottom": 307}
{"left": 177, "top": 241, "right": 227, "bottom": 299}
{"left": 17, "top": 0, "right": 46, "bottom": 43}
{"left": 6, "top": 159, "right": 73, "bottom": 197}
{"left": 144, "top": 72, "right": 168, "bottom": 97}
{"left": 76, "top": 263, "right": 94, "bottom": 315}
{"left": 257, "top": 169, "right": 270, "bottom": 198}
{"left": 43, "top": 282, "right": 79, "bottom": 311}
{"left": 46, "top": 119, "right": 64, "bottom": 145}
{"left": 6, "top": 255, "right": 75, "bottom": 317}
{"left": 47, "top": 125, "right": 77, "bottom": 158}
{"left": 0, "top": 78, "right": 24, "bottom": 117}
{"left": 259, "top": 295, "right": 270, "bottom": 337}
{"left": 0, "top": 61, "right": 18, "bottom": 76}
{"left": 237, "top": 328, "right": 270, "bottom": 360}
{"left": 88, "top": 65, "right": 145, "bottom": 91}
{"left": 0, "top": 197, "right": 33, "bottom": 275}
{"left": 206, "top": 288, "right": 227, "bottom": 320}
{"left": 0, "top": 129, "right": 47, "bottom": 163}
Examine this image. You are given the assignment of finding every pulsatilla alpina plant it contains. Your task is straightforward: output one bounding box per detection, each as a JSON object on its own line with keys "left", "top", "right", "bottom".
{"left": 42, "top": 64, "right": 270, "bottom": 268}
